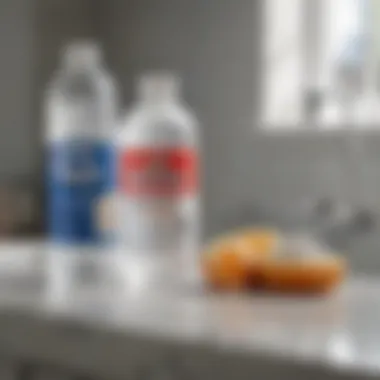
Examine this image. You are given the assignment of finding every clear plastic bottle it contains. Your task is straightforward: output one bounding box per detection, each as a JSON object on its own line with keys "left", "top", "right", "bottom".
{"left": 115, "top": 72, "right": 200, "bottom": 291}
{"left": 45, "top": 41, "right": 117, "bottom": 297}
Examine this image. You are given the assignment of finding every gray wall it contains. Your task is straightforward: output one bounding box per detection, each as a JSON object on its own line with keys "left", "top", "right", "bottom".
{"left": 2, "top": 0, "right": 380, "bottom": 273}
{"left": 0, "top": 0, "right": 35, "bottom": 179}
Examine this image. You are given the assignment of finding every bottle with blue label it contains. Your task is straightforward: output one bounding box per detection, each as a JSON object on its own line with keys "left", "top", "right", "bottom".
{"left": 45, "top": 41, "right": 117, "bottom": 246}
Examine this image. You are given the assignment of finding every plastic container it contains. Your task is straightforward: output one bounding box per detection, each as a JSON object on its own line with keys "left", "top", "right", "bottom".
{"left": 115, "top": 72, "right": 200, "bottom": 290}
{"left": 44, "top": 41, "right": 118, "bottom": 297}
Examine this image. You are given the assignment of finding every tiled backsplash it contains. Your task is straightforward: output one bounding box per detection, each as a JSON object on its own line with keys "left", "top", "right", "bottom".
{"left": 243, "top": 134, "right": 380, "bottom": 275}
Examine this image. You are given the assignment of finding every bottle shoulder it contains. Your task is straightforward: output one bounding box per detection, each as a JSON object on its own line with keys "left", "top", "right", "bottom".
{"left": 44, "top": 67, "right": 118, "bottom": 142}
{"left": 46, "top": 67, "right": 115, "bottom": 100}
{"left": 116, "top": 101, "right": 198, "bottom": 147}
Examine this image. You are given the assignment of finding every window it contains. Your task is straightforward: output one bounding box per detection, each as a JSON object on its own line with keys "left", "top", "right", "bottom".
{"left": 262, "top": 0, "right": 380, "bottom": 130}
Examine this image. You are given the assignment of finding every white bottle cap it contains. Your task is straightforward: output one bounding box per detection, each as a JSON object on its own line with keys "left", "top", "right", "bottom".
{"left": 137, "top": 71, "right": 181, "bottom": 103}
{"left": 62, "top": 40, "right": 102, "bottom": 69}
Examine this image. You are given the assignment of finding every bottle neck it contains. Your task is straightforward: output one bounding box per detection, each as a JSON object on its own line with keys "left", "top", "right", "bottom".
{"left": 62, "top": 46, "right": 101, "bottom": 73}
{"left": 137, "top": 74, "right": 181, "bottom": 107}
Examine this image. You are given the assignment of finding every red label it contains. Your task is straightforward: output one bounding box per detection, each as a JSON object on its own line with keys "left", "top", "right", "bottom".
{"left": 119, "top": 148, "right": 197, "bottom": 196}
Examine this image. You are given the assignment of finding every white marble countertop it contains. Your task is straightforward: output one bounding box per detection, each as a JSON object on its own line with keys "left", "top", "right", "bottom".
{"left": 0, "top": 242, "right": 378, "bottom": 379}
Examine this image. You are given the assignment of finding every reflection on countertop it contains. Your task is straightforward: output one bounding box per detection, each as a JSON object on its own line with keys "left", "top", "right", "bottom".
{"left": 0, "top": 242, "right": 377, "bottom": 379}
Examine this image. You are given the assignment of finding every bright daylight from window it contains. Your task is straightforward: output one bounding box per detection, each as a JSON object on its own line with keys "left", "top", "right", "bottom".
{"left": 262, "top": 0, "right": 380, "bottom": 130}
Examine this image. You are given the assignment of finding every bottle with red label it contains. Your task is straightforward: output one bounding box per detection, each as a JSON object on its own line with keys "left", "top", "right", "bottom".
{"left": 116, "top": 72, "right": 200, "bottom": 285}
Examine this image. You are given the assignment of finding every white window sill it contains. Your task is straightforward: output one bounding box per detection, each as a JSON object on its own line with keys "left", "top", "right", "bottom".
{"left": 258, "top": 124, "right": 380, "bottom": 135}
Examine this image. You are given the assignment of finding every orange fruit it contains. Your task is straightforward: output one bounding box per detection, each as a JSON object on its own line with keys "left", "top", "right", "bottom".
{"left": 202, "top": 237, "right": 248, "bottom": 290}
{"left": 233, "top": 228, "right": 280, "bottom": 258}
{"left": 202, "top": 229, "right": 280, "bottom": 290}
{"left": 201, "top": 229, "right": 346, "bottom": 294}
{"left": 260, "top": 257, "right": 346, "bottom": 294}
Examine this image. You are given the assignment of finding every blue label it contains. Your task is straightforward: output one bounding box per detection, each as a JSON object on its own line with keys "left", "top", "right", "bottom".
{"left": 46, "top": 140, "right": 114, "bottom": 244}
